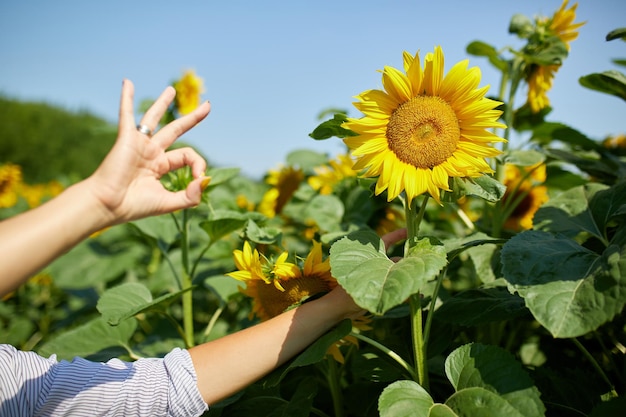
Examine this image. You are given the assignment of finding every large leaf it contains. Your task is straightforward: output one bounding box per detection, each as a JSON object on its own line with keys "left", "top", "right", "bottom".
{"left": 330, "top": 231, "right": 447, "bottom": 315}
{"left": 378, "top": 380, "right": 434, "bottom": 417}
{"left": 97, "top": 282, "right": 193, "bottom": 325}
{"left": 302, "top": 194, "right": 344, "bottom": 232}
{"left": 533, "top": 183, "right": 607, "bottom": 239}
{"left": 501, "top": 230, "right": 626, "bottom": 337}
{"left": 199, "top": 209, "right": 254, "bottom": 242}
{"left": 38, "top": 317, "right": 137, "bottom": 360}
{"left": 579, "top": 70, "right": 626, "bottom": 101}
{"left": 445, "top": 388, "right": 526, "bottom": 417}
{"left": 435, "top": 287, "right": 527, "bottom": 326}
{"left": 445, "top": 343, "right": 545, "bottom": 416}
{"left": 48, "top": 237, "right": 146, "bottom": 289}
{"left": 446, "top": 175, "right": 506, "bottom": 203}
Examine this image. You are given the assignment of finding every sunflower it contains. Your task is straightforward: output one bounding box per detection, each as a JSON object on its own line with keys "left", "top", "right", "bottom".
{"left": 0, "top": 163, "right": 23, "bottom": 208}
{"left": 548, "top": 0, "right": 585, "bottom": 50}
{"left": 308, "top": 153, "right": 357, "bottom": 195}
{"left": 343, "top": 47, "right": 505, "bottom": 205}
{"left": 257, "top": 165, "right": 304, "bottom": 217}
{"left": 502, "top": 163, "right": 549, "bottom": 231}
{"left": 228, "top": 241, "right": 336, "bottom": 321}
{"left": 173, "top": 70, "right": 205, "bottom": 115}
{"left": 526, "top": 1, "right": 584, "bottom": 113}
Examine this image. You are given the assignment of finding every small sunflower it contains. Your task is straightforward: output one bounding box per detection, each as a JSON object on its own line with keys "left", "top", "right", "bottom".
{"left": 308, "top": 153, "right": 357, "bottom": 195}
{"left": 526, "top": 0, "right": 584, "bottom": 113}
{"left": 343, "top": 46, "right": 505, "bottom": 205}
{"left": 173, "top": 70, "right": 205, "bottom": 115}
{"left": 0, "top": 163, "right": 23, "bottom": 208}
{"left": 502, "top": 163, "right": 549, "bottom": 231}
{"left": 258, "top": 165, "right": 304, "bottom": 217}
{"left": 228, "top": 241, "right": 336, "bottom": 321}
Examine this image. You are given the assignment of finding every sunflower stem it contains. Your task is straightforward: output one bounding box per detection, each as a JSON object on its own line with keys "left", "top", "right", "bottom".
{"left": 405, "top": 195, "right": 430, "bottom": 390}
{"left": 326, "top": 355, "right": 345, "bottom": 417}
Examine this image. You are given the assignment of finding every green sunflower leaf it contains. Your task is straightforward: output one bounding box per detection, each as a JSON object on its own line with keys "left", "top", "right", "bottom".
{"left": 309, "top": 113, "right": 357, "bottom": 140}
{"left": 97, "top": 282, "right": 193, "bottom": 325}
{"left": 199, "top": 209, "right": 252, "bottom": 242}
{"left": 37, "top": 316, "right": 137, "bottom": 361}
{"left": 205, "top": 166, "right": 241, "bottom": 188}
{"left": 445, "top": 343, "right": 545, "bottom": 416}
{"left": 434, "top": 287, "right": 528, "bottom": 326}
{"left": 465, "top": 41, "right": 507, "bottom": 72}
{"left": 606, "top": 27, "right": 626, "bottom": 42}
{"left": 447, "top": 175, "right": 506, "bottom": 203}
{"left": 330, "top": 230, "right": 447, "bottom": 315}
{"left": 501, "top": 230, "right": 626, "bottom": 338}
{"left": 378, "top": 380, "right": 434, "bottom": 417}
{"left": 501, "top": 149, "right": 546, "bottom": 166}
{"left": 302, "top": 194, "right": 344, "bottom": 232}
{"left": 579, "top": 70, "right": 626, "bottom": 101}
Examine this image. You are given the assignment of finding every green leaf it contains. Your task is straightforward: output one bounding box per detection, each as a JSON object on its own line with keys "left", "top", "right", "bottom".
{"left": 97, "top": 282, "right": 193, "bottom": 325}
{"left": 204, "top": 274, "right": 242, "bottom": 303}
{"left": 533, "top": 183, "right": 607, "bottom": 239}
{"left": 246, "top": 219, "right": 283, "bottom": 245}
{"left": 285, "top": 149, "right": 329, "bottom": 172}
{"left": 445, "top": 343, "right": 545, "bottom": 416}
{"left": 429, "top": 404, "right": 458, "bottom": 417}
{"left": 606, "top": 27, "right": 626, "bottom": 41}
{"left": 205, "top": 166, "right": 240, "bottom": 187}
{"left": 529, "top": 121, "right": 600, "bottom": 150}
{"left": 38, "top": 317, "right": 137, "bottom": 360}
{"left": 526, "top": 36, "right": 568, "bottom": 66}
{"left": 579, "top": 70, "right": 626, "bottom": 101}
{"left": 435, "top": 287, "right": 527, "bottom": 326}
{"left": 378, "top": 380, "right": 434, "bottom": 417}
{"left": 501, "top": 230, "right": 626, "bottom": 338}
{"left": 199, "top": 209, "right": 251, "bottom": 242}
{"left": 302, "top": 194, "right": 344, "bottom": 232}
{"left": 445, "top": 388, "right": 526, "bottom": 417}
{"left": 309, "top": 113, "right": 357, "bottom": 140}
{"left": 501, "top": 149, "right": 546, "bottom": 166}
{"left": 130, "top": 215, "right": 180, "bottom": 243}
{"left": 447, "top": 175, "right": 506, "bottom": 203}
{"left": 330, "top": 231, "right": 447, "bottom": 314}
{"left": 49, "top": 238, "right": 146, "bottom": 289}
{"left": 465, "top": 41, "right": 507, "bottom": 72}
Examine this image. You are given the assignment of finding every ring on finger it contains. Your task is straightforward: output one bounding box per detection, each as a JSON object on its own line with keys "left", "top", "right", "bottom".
{"left": 136, "top": 124, "right": 153, "bottom": 137}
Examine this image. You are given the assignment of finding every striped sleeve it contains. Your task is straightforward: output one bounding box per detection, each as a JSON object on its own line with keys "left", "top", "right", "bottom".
{"left": 0, "top": 344, "right": 208, "bottom": 417}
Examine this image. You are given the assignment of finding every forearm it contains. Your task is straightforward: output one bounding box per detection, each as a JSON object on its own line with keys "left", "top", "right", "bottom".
{"left": 0, "top": 179, "right": 111, "bottom": 295}
{"left": 189, "top": 288, "right": 355, "bottom": 405}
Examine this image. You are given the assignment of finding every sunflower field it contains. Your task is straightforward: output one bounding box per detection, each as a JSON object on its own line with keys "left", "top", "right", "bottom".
{"left": 2, "top": 1, "right": 626, "bottom": 416}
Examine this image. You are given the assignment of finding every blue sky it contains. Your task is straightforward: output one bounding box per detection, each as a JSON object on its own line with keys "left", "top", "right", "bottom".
{"left": 1, "top": 0, "right": 624, "bottom": 179}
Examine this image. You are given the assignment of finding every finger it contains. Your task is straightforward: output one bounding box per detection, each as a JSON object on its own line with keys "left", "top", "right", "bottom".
{"left": 162, "top": 147, "right": 207, "bottom": 178}
{"left": 152, "top": 101, "right": 211, "bottom": 148}
{"left": 381, "top": 228, "right": 407, "bottom": 251}
{"left": 138, "top": 86, "right": 176, "bottom": 137}
{"left": 159, "top": 178, "right": 204, "bottom": 213}
{"left": 118, "top": 79, "right": 136, "bottom": 134}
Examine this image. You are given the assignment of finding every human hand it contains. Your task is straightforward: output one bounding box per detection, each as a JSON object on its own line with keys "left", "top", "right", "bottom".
{"left": 88, "top": 79, "right": 211, "bottom": 226}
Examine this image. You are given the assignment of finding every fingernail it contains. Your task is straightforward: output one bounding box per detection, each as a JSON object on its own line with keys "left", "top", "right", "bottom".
{"left": 200, "top": 176, "right": 212, "bottom": 191}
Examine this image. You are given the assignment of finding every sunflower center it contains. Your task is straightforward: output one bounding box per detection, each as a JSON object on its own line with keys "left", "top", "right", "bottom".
{"left": 386, "top": 95, "right": 460, "bottom": 169}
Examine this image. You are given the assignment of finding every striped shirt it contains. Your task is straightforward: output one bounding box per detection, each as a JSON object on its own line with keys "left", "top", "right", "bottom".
{"left": 0, "top": 344, "right": 208, "bottom": 416}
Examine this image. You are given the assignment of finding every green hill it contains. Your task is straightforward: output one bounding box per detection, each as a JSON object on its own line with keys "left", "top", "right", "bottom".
{"left": 0, "top": 96, "right": 117, "bottom": 183}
